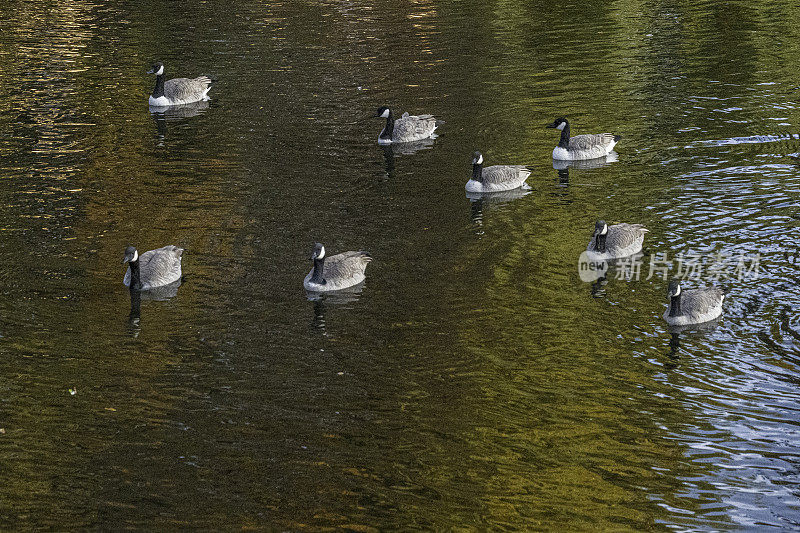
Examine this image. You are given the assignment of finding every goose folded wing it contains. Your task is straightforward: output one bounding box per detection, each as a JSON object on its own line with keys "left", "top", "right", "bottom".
{"left": 139, "top": 246, "right": 183, "bottom": 285}
{"left": 323, "top": 252, "right": 371, "bottom": 279}
{"left": 164, "top": 77, "right": 212, "bottom": 101}
{"left": 568, "top": 133, "right": 615, "bottom": 151}
{"left": 482, "top": 165, "right": 529, "bottom": 186}
{"left": 394, "top": 114, "right": 436, "bottom": 138}
{"left": 683, "top": 288, "right": 724, "bottom": 318}
{"left": 607, "top": 224, "right": 647, "bottom": 250}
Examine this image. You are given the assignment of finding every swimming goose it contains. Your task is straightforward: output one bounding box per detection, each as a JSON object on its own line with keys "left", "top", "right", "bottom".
{"left": 663, "top": 280, "right": 725, "bottom": 326}
{"left": 586, "top": 220, "right": 648, "bottom": 259}
{"left": 546, "top": 117, "right": 620, "bottom": 160}
{"left": 465, "top": 151, "right": 531, "bottom": 193}
{"left": 374, "top": 106, "right": 438, "bottom": 144}
{"left": 147, "top": 62, "right": 213, "bottom": 107}
{"left": 122, "top": 245, "right": 184, "bottom": 290}
{"left": 304, "top": 243, "right": 372, "bottom": 292}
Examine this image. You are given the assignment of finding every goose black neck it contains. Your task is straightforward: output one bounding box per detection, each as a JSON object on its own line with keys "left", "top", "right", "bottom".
{"left": 152, "top": 74, "right": 165, "bottom": 98}
{"left": 472, "top": 161, "right": 483, "bottom": 183}
{"left": 129, "top": 259, "right": 142, "bottom": 290}
{"left": 595, "top": 233, "right": 607, "bottom": 253}
{"left": 558, "top": 123, "right": 571, "bottom": 148}
{"left": 380, "top": 111, "right": 395, "bottom": 141}
{"left": 668, "top": 294, "right": 682, "bottom": 317}
{"left": 310, "top": 257, "right": 326, "bottom": 285}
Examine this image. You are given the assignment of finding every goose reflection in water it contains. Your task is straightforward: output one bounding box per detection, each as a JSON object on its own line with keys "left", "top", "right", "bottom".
{"left": 151, "top": 99, "right": 211, "bottom": 140}
{"left": 552, "top": 152, "right": 618, "bottom": 198}
{"left": 379, "top": 138, "right": 437, "bottom": 179}
{"left": 128, "top": 288, "right": 141, "bottom": 337}
{"left": 581, "top": 252, "right": 644, "bottom": 282}
{"left": 126, "top": 280, "right": 183, "bottom": 338}
{"left": 551, "top": 150, "right": 619, "bottom": 171}
{"left": 306, "top": 284, "right": 366, "bottom": 333}
{"left": 556, "top": 167, "right": 570, "bottom": 187}
{"left": 466, "top": 188, "right": 532, "bottom": 228}
{"left": 666, "top": 317, "right": 722, "bottom": 361}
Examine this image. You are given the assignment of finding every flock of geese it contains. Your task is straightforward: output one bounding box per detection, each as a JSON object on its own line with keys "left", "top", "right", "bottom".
{"left": 124, "top": 62, "right": 726, "bottom": 328}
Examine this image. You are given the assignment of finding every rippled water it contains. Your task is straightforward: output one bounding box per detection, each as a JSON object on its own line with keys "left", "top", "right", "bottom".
{"left": 1, "top": 0, "right": 800, "bottom": 529}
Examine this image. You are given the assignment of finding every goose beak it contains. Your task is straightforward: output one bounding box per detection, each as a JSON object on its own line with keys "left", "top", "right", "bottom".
{"left": 122, "top": 253, "right": 133, "bottom": 264}
{"left": 545, "top": 123, "right": 556, "bottom": 129}
{"left": 146, "top": 68, "right": 155, "bottom": 74}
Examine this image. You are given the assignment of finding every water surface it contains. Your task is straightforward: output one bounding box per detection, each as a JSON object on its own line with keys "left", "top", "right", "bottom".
{"left": 1, "top": 0, "right": 799, "bottom": 529}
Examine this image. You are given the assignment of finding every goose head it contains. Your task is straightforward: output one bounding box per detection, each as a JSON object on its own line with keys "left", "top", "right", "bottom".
{"left": 546, "top": 117, "right": 568, "bottom": 131}
{"left": 122, "top": 245, "right": 139, "bottom": 264}
{"left": 667, "top": 280, "right": 682, "bottom": 298}
{"left": 594, "top": 220, "right": 608, "bottom": 236}
{"left": 147, "top": 62, "right": 165, "bottom": 76}
{"left": 374, "top": 106, "right": 391, "bottom": 119}
{"left": 472, "top": 151, "right": 483, "bottom": 165}
{"left": 311, "top": 242, "right": 326, "bottom": 261}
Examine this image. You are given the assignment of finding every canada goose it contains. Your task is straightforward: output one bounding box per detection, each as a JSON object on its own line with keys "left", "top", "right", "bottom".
{"left": 147, "top": 62, "right": 213, "bottom": 107}
{"left": 586, "top": 220, "right": 648, "bottom": 259}
{"left": 546, "top": 117, "right": 620, "bottom": 160}
{"left": 465, "top": 151, "right": 532, "bottom": 193}
{"left": 663, "top": 280, "right": 725, "bottom": 326}
{"left": 374, "top": 106, "right": 438, "bottom": 144}
{"left": 122, "top": 245, "right": 184, "bottom": 290}
{"left": 304, "top": 243, "right": 372, "bottom": 292}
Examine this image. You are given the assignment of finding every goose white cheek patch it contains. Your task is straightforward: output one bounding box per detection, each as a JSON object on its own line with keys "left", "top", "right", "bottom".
{"left": 132, "top": 250, "right": 138, "bottom": 262}
{"left": 556, "top": 122, "right": 566, "bottom": 131}
{"left": 380, "top": 109, "right": 390, "bottom": 118}
{"left": 156, "top": 65, "right": 164, "bottom": 75}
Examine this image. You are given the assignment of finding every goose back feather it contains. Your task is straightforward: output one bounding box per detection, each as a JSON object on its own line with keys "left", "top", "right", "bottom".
{"left": 124, "top": 245, "right": 184, "bottom": 290}
{"left": 163, "top": 76, "right": 213, "bottom": 104}
{"left": 482, "top": 165, "right": 531, "bottom": 188}
{"left": 391, "top": 112, "right": 437, "bottom": 143}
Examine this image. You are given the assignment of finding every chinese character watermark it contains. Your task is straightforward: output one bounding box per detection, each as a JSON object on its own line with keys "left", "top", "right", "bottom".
{"left": 578, "top": 251, "right": 760, "bottom": 282}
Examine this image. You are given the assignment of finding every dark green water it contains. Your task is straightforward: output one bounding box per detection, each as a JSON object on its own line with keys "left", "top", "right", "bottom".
{"left": 1, "top": 0, "right": 799, "bottom": 529}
